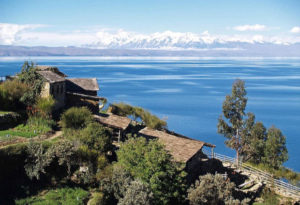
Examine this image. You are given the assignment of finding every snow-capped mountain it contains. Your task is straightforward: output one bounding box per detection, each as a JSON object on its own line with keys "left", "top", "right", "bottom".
{"left": 84, "top": 30, "right": 296, "bottom": 50}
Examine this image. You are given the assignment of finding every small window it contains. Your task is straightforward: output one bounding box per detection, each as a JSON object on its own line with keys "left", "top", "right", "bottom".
{"left": 56, "top": 85, "right": 59, "bottom": 94}
{"left": 61, "top": 85, "right": 64, "bottom": 93}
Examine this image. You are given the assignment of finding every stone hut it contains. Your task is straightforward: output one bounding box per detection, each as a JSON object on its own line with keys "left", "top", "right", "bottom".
{"left": 37, "top": 70, "right": 66, "bottom": 110}
{"left": 139, "top": 127, "right": 215, "bottom": 181}
{"left": 94, "top": 113, "right": 131, "bottom": 142}
{"left": 35, "top": 65, "right": 103, "bottom": 113}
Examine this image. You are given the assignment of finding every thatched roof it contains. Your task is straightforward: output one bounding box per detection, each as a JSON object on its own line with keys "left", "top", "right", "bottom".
{"left": 67, "top": 78, "right": 99, "bottom": 91}
{"left": 94, "top": 113, "right": 131, "bottom": 130}
{"left": 37, "top": 71, "right": 65, "bottom": 83}
{"left": 35, "top": 65, "right": 67, "bottom": 77}
{"left": 139, "top": 127, "right": 213, "bottom": 163}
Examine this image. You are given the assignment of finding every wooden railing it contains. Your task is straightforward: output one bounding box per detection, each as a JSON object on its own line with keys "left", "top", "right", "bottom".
{"left": 202, "top": 149, "right": 300, "bottom": 199}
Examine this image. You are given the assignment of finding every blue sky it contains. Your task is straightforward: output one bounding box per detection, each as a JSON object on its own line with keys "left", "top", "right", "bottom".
{"left": 0, "top": 0, "right": 300, "bottom": 47}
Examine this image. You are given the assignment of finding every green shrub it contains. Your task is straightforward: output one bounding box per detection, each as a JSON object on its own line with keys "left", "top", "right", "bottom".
{"left": 15, "top": 187, "right": 89, "bottom": 205}
{"left": 79, "top": 122, "right": 112, "bottom": 154}
{"left": 0, "top": 79, "right": 30, "bottom": 110}
{"left": 60, "top": 107, "right": 93, "bottom": 130}
{"left": 110, "top": 103, "right": 167, "bottom": 130}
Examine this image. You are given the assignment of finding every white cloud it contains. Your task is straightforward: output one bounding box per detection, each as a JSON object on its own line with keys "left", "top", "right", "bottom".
{"left": 0, "top": 23, "right": 45, "bottom": 45}
{"left": 233, "top": 24, "right": 266, "bottom": 31}
{"left": 290, "top": 26, "right": 300, "bottom": 33}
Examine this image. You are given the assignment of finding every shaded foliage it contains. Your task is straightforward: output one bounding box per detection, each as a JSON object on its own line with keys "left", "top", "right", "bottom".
{"left": 24, "top": 141, "right": 54, "bottom": 180}
{"left": 118, "top": 179, "right": 153, "bottom": 205}
{"left": 24, "top": 140, "right": 77, "bottom": 180}
{"left": 263, "top": 126, "right": 288, "bottom": 169}
{"left": 0, "top": 79, "right": 30, "bottom": 110}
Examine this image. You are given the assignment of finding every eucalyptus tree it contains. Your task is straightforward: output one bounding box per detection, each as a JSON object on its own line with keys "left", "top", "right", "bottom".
{"left": 217, "top": 79, "right": 254, "bottom": 164}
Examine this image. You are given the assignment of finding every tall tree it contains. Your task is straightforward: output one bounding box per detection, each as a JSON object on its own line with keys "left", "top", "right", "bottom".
{"left": 263, "top": 126, "right": 288, "bottom": 169}
{"left": 217, "top": 79, "right": 252, "bottom": 164}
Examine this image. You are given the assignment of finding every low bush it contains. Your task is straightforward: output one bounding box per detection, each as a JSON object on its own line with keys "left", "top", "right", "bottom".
{"left": 188, "top": 173, "right": 249, "bottom": 205}
{"left": 79, "top": 122, "right": 112, "bottom": 154}
{"left": 60, "top": 107, "right": 93, "bottom": 131}
{"left": 35, "top": 96, "right": 56, "bottom": 118}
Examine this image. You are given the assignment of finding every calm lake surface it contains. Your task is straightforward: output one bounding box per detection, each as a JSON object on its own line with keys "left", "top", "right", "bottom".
{"left": 1, "top": 57, "right": 300, "bottom": 171}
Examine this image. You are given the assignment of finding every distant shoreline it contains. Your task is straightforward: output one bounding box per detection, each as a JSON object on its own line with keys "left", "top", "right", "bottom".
{"left": 1, "top": 44, "right": 300, "bottom": 57}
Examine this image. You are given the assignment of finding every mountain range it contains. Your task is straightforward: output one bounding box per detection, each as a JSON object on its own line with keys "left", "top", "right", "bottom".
{"left": 1, "top": 41, "right": 300, "bottom": 57}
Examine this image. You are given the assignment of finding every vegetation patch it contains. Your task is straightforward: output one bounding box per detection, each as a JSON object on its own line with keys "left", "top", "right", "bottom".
{"left": 0, "top": 110, "right": 13, "bottom": 115}
{"left": 15, "top": 187, "right": 89, "bottom": 205}
{"left": 0, "top": 117, "right": 54, "bottom": 138}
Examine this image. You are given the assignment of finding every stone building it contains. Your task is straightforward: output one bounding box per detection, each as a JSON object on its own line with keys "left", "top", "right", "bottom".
{"left": 66, "top": 78, "right": 104, "bottom": 113}
{"left": 37, "top": 70, "right": 66, "bottom": 110}
{"left": 36, "top": 66, "right": 103, "bottom": 113}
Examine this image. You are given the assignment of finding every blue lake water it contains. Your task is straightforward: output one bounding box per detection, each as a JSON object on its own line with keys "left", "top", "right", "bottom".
{"left": 1, "top": 57, "right": 300, "bottom": 171}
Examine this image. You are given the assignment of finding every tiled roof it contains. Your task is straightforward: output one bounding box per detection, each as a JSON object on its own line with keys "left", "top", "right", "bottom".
{"left": 67, "top": 78, "right": 99, "bottom": 91}
{"left": 94, "top": 113, "right": 131, "bottom": 130}
{"left": 35, "top": 65, "right": 67, "bottom": 77}
{"left": 139, "top": 127, "right": 208, "bottom": 163}
{"left": 37, "top": 71, "right": 65, "bottom": 83}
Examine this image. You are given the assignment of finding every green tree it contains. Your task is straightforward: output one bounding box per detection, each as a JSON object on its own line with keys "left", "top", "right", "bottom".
{"left": 263, "top": 126, "right": 288, "bottom": 169}
{"left": 246, "top": 121, "right": 267, "bottom": 163}
{"left": 116, "top": 137, "right": 187, "bottom": 205}
{"left": 218, "top": 79, "right": 254, "bottom": 164}
{"left": 18, "top": 61, "right": 44, "bottom": 106}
